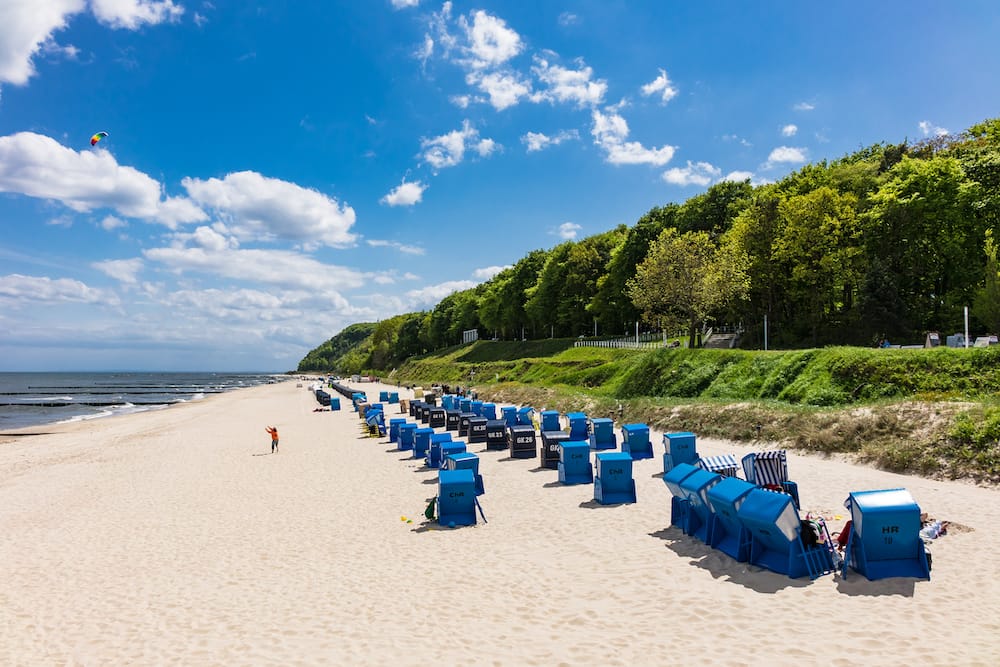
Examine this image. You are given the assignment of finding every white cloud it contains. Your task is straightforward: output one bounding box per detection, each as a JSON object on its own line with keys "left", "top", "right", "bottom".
{"left": 427, "top": 1, "right": 457, "bottom": 59}
{"left": 0, "top": 132, "right": 206, "bottom": 227}
{"left": 640, "top": 68, "right": 678, "bottom": 104}
{"left": 765, "top": 145, "right": 808, "bottom": 165}
{"left": 46, "top": 215, "right": 73, "bottom": 228}
{"left": 381, "top": 179, "right": 427, "bottom": 207}
{"left": 415, "top": 34, "right": 434, "bottom": 65}
{"left": 89, "top": 1, "right": 184, "bottom": 30}
{"left": 143, "top": 242, "right": 371, "bottom": 294}
{"left": 918, "top": 120, "right": 949, "bottom": 137}
{"left": 557, "top": 12, "right": 579, "bottom": 26}
{"left": 0, "top": 0, "right": 181, "bottom": 93}
{"left": 406, "top": 280, "right": 478, "bottom": 305}
{"left": 720, "top": 170, "right": 754, "bottom": 183}
{"left": 466, "top": 69, "right": 531, "bottom": 110}
{"left": 793, "top": 101, "right": 815, "bottom": 111}
{"left": 0, "top": 273, "right": 119, "bottom": 307}
{"left": 419, "top": 120, "right": 497, "bottom": 170}
{"left": 532, "top": 56, "right": 607, "bottom": 108}
{"left": 558, "top": 222, "right": 581, "bottom": 239}
{"left": 181, "top": 171, "right": 356, "bottom": 248}
{"left": 781, "top": 124, "right": 798, "bottom": 137}
{"left": 93, "top": 258, "right": 143, "bottom": 284}
{"left": 366, "top": 240, "right": 425, "bottom": 255}
{"left": 473, "top": 265, "right": 511, "bottom": 280}
{"left": 193, "top": 12, "right": 207, "bottom": 27}
{"left": 100, "top": 215, "right": 128, "bottom": 232}
{"left": 662, "top": 161, "right": 722, "bottom": 187}
{"left": 722, "top": 134, "right": 752, "bottom": 148}
{"left": 41, "top": 38, "right": 80, "bottom": 61}
{"left": 591, "top": 110, "right": 675, "bottom": 166}
{"left": 475, "top": 137, "right": 498, "bottom": 157}
{"left": 457, "top": 9, "right": 523, "bottom": 70}
{"left": 390, "top": 0, "right": 420, "bottom": 9}
{"left": 0, "top": 1, "right": 83, "bottom": 86}
{"left": 521, "top": 129, "right": 579, "bottom": 152}
{"left": 449, "top": 94, "right": 471, "bottom": 108}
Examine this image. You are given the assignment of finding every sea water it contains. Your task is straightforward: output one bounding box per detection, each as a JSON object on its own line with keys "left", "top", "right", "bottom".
{"left": 0, "top": 372, "right": 280, "bottom": 431}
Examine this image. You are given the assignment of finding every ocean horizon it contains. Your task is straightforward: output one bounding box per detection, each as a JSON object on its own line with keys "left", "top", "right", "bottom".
{"left": 0, "top": 372, "right": 284, "bottom": 432}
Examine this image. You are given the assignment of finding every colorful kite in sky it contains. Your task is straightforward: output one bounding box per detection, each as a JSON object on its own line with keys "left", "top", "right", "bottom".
{"left": 90, "top": 131, "right": 108, "bottom": 146}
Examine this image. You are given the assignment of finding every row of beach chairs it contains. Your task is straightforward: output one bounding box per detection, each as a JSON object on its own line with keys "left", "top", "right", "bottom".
{"left": 331, "top": 384, "right": 930, "bottom": 582}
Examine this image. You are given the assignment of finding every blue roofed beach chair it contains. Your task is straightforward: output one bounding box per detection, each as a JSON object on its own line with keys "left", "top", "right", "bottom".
{"left": 589, "top": 418, "right": 617, "bottom": 451}
{"left": 841, "top": 488, "right": 930, "bottom": 581}
{"left": 365, "top": 408, "right": 386, "bottom": 438}
{"left": 678, "top": 467, "right": 723, "bottom": 542}
{"left": 736, "top": 488, "right": 835, "bottom": 579}
{"left": 662, "top": 462, "right": 699, "bottom": 530}
{"left": 557, "top": 441, "right": 592, "bottom": 485}
{"left": 662, "top": 432, "right": 698, "bottom": 474}
{"left": 426, "top": 432, "right": 453, "bottom": 468}
{"left": 707, "top": 477, "right": 756, "bottom": 562}
{"left": 593, "top": 452, "right": 636, "bottom": 504}
{"left": 436, "top": 468, "right": 477, "bottom": 527}
{"left": 443, "top": 451, "right": 485, "bottom": 495}
{"left": 389, "top": 418, "right": 407, "bottom": 444}
{"left": 620, "top": 423, "right": 653, "bottom": 460}
{"left": 741, "top": 449, "right": 800, "bottom": 509}
{"left": 566, "top": 412, "right": 589, "bottom": 440}
{"left": 398, "top": 422, "right": 417, "bottom": 451}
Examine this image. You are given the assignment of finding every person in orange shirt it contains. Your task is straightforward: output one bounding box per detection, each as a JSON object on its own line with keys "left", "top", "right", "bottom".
{"left": 265, "top": 426, "right": 279, "bottom": 453}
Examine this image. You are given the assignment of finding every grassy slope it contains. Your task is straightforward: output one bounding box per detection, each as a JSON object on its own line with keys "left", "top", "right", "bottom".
{"left": 393, "top": 341, "right": 1000, "bottom": 483}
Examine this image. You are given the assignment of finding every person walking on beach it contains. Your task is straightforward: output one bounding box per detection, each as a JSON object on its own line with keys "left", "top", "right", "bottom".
{"left": 265, "top": 425, "right": 279, "bottom": 453}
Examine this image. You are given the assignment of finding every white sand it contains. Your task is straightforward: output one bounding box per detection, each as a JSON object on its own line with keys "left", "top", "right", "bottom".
{"left": 1, "top": 379, "right": 998, "bottom": 666}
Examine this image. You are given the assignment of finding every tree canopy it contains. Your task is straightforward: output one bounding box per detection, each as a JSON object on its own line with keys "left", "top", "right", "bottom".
{"left": 299, "top": 117, "right": 1000, "bottom": 373}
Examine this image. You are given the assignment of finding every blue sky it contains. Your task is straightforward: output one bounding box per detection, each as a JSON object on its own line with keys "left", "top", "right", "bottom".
{"left": 2, "top": 1, "right": 999, "bottom": 372}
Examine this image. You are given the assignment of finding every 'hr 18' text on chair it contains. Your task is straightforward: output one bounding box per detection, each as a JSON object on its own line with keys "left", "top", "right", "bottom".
{"left": 841, "top": 488, "right": 930, "bottom": 581}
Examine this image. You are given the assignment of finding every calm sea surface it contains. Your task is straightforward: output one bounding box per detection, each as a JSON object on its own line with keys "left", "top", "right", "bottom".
{"left": 0, "top": 372, "right": 281, "bottom": 431}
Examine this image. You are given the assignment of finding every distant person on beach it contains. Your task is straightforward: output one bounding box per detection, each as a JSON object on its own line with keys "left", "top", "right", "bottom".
{"left": 265, "top": 426, "right": 279, "bottom": 453}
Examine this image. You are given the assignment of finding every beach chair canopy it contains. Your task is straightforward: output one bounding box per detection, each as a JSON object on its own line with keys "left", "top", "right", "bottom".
{"left": 698, "top": 454, "right": 740, "bottom": 477}
{"left": 742, "top": 450, "right": 788, "bottom": 486}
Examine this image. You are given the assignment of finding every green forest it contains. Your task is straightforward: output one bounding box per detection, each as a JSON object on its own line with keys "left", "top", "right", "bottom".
{"left": 299, "top": 118, "right": 1000, "bottom": 374}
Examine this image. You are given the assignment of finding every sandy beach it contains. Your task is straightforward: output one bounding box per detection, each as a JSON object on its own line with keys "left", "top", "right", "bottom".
{"left": 2, "top": 379, "right": 998, "bottom": 666}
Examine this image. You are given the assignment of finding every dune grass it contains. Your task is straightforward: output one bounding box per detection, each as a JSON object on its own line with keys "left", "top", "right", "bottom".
{"left": 389, "top": 340, "right": 1000, "bottom": 482}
